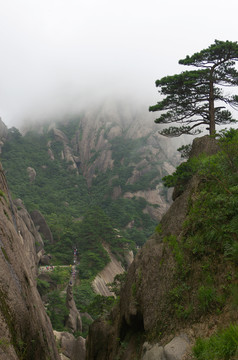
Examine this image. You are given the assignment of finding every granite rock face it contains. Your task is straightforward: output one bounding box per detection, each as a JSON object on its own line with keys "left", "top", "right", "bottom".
{"left": 65, "top": 283, "right": 82, "bottom": 333}
{"left": 13, "top": 198, "right": 45, "bottom": 267}
{"left": 0, "top": 118, "right": 8, "bottom": 153}
{"left": 30, "top": 209, "right": 54, "bottom": 244}
{"left": 54, "top": 331, "right": 86, "bottom": 360}
{"left": 43, "top": 102, "right": 182, "bottom": 220}
{"left": 26, "top": 166, "right": 36, "bottom": 183}
{"left": 0, "top": 163, "right": 60, "bottom": 360}
{"left": 86, "top": 136, "right": 225, "bottom": 360}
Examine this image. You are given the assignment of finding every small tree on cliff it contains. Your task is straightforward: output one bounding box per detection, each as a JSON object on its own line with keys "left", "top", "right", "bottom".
{"left": 149, "top": 40, "right": 238, "bottom": 137}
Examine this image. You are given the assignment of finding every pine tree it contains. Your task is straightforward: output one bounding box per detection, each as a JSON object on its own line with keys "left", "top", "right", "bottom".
{"left": 149, "top": 40, "right": 238, "bottom": 136}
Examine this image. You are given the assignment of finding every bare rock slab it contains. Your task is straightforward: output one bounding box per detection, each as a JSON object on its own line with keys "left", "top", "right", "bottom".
{"left": 142, "top": 342, "right": 166, "bottom": 360}
{"left": 164, "top": 335, "right": 190, "bottom": 360}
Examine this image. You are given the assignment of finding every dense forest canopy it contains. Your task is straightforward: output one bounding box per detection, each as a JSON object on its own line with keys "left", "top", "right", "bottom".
{"left": 1, "top": 117, "right": 171, "bottom": 267}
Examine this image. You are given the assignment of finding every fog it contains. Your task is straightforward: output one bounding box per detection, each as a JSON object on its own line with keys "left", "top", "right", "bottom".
{"left": 0, "top": 0, "right": 238, "bottom": 127}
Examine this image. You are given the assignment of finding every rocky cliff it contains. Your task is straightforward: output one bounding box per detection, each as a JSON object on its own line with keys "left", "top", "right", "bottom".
{"left": 20, "top": 101, "right": 182, "bottom": 221}
{"left": 0, "top": 118, "right": 8, "bottom": 153}
{"left": 49, "top": 102, "right": 181, "bottom": 221}
{"left": 92, "top": 245, "right": 133, "bottom": 297}
{"left": 1, "top": 102, "right": 185, "bottom": 272}
{"left": 86, "top": 135, "right": 238, "bottom": 360}
{"left": 0, "top": 164, "right": 60, "bottom": 359}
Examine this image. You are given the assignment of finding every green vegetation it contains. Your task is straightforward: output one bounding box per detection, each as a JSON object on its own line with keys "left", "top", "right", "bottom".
{"left": 49, "top": 266, "right": 71, "bottom": 287}
{"left": 197, "top": 285, "right": 222, "bottom": 313}
{"left": 0, "top": 115, "right": 181, "bottom": 345}
{"left": 46, "top": 290, "right": 69, "bottom": 331}
{"left": 163, "top": 235, "right": 184, "bottom": 272}
{"left": 73, "top": 280, "right": 116, "bottom": 318}
{"left": 108, "top": 272, "right": 127, "bottom": 296}
{"left": 73, "top": 280, "right": 96, "bottom": 312}
{"left": 163, "top": 129, "right": 238, "bottom": 261}
{"left": 1, "top": 118, "right": 162, "bottom": 270}
{"left": 0, "top": 338, "right": 10, "bottom": 350}
{"left": 193, "top": 324, "right": 238, "bottom": 360}
{"left": 37, "top": 267, "right": 71, "bottom": 331}
{"left": 1, "top": 247, "right": 9, "bottom": 262}
{"left": 0, "top": 189, "right": 7, "bottom": 202}
{"left": 149, "top": 40, "right": 238, "bottom": 136}
{"left": 160, "top": 129, "right": 238, "bottom": 327}
{"left": 73, "top": 279, "right": 117, "bottom": 336}
{"left": 1, "top": 118, "right": 168, "bottom": 338}
{"left": 183, "top": 130, "right": 238, "bottom": 258}
{"left": 37, "top": 278, "right": 50, "bottom": 296}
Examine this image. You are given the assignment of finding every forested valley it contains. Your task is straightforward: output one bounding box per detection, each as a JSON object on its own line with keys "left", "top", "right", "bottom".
{"left": 1, "top": 40, "right": 238, "bottom": 360}
{"left": 0, "top": 103, "right": 181, "bottom": 339}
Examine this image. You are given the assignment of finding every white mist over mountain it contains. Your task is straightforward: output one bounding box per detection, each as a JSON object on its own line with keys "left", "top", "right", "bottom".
{"left": 0, "top": 0, "right": 237, "bottom": 127}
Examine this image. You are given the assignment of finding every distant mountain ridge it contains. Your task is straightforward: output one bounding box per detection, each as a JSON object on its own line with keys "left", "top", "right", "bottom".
{"left": 45, "top": 102, "right": 180, "bottom": 219}
{"left": 1, "top": 101, "right": 182, "bottom": 257}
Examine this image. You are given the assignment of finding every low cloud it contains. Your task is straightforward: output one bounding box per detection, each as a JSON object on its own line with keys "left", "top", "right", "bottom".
{"left": 0, "top": 0, "right": 237, "bottom": 127}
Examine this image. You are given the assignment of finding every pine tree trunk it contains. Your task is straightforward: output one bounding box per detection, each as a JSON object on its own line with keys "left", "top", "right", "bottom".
{"left": 209, "top": 69, "right": 215, "bottom": 136}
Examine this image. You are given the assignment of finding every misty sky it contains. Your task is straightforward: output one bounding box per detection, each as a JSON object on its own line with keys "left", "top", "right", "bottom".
{"left": 0, "top": 0, "right": 238, "bottom": 127}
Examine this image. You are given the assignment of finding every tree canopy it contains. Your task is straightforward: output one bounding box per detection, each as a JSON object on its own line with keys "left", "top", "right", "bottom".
{"left": 149, "top": 40, "right": 238, "bottom": 137}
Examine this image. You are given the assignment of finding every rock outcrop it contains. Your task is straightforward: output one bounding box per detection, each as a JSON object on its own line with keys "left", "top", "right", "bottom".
{"left": 13, "top": 198, "right": 45, "bottom": 267}
{"left": 54, "top": 331, "right": 86, "bottom": 360}
{"left": 26, "top": 166, "right": 36, "bottom": 183}
{"left": 142, "top": 334, "right": 190, "bottom": 360}
{"left": 65, "top": 283, "right": 82, "bottom": 333}
{"left": 0, "top": 118, "right": 8, "bottom": 153}
{"left": 86, "top": 136, "right": 238, "bottom": 360}
{"left": 44, "top": 101, "right": 183, "bottom": 220}
{"left": 0, "top": 164, "right": 60, "bottom": 359}
{"left": 50, "top": 128, "right": 79, "bottom": 173}
{"left": 30, "top": 209, "right": 54, "bottom": 244}
{"left": 92, "top": 246, "right": 133, "bottom": 297}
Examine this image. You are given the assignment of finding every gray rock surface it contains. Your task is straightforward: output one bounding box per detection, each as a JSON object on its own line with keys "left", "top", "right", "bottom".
{"left": 142, "top": 342, "right": 166, "bottom": 360}
{"left": 65, "top": 283, "right": 82, "bottom": 333}
{"left": 164, "top": 335, "right": 190, "bottom": 360}
{"left": 142, "top": 334, "right": 190, "bottom": 360}
{"left": 54, "top": 331, "right": 86, "bottom": 360}
{"left": 13, "top": 198, "right": 45, "bottom": 267}
{"left": 27, "top": 166, "right": 36, "bottom": 182}
{"left": 0, "top": 164, "right": 60, "bottom": 359}
{"left": 0, "top": 118, "right": 8, "bottom": 153}
{"left": 30, "top": 209, "right": 54, "bottom": 244}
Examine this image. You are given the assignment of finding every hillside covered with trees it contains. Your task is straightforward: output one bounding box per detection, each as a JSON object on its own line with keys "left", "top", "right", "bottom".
{"left": 87, "top": 129, "right": 238, "bottom": 360}
{"left": 85, "top": 41, "right": 238, "bottom": 360}
{"left": 0, "top": 104, "right": 181, "bottom": 336}
{"left": 1, "top": 104, "right": 180, "bottom": 266}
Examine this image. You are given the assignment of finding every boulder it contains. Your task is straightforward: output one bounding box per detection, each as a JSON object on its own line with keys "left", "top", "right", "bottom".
{"left": 142, "top": 335, "right": 190, "bottom": 360}
{"left": 142, "top": 342, "right": 166, "bottom": 360}
{"left": 27, "top": 166, "right": 36, "bottom": 182}
{"left": 164, "top": 335, "right": 190, "bottom": 360}
{"left": 39, "top": 254, "right": 52, "bottom": 266}
{"left": 30, "top": 209, "right": 54, "bottom": 244}
{"left": 54, "top": 331, "right": 86, "bottom": 360}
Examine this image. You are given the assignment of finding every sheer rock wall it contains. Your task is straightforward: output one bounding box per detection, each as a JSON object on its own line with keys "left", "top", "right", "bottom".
{"left": 0, "top": 164, "right": 60, "bottom": 360}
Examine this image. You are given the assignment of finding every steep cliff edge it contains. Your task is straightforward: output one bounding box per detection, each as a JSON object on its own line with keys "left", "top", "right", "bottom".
{"left": 86, "top": 135, "right": 238, "bottom": 360}
{"left": 92, "top": 245, "right": 133, "bottom": 297}
{"left": 0, "top": 164, "right": 60, "bottom": 359}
